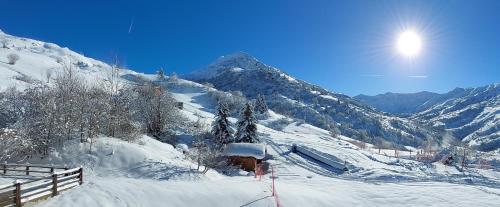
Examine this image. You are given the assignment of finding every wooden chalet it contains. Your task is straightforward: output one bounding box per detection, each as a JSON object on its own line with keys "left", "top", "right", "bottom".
{"left": 223, "top": 143, "right": 266, "bottom": 171}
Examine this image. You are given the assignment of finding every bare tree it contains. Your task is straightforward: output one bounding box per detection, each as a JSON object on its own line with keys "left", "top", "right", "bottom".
{"left": 20, "top": 84, "right": 58, "bottom": 156}
{"left": 168, "top": 72, "right": 178, "bottom": 82}
{"left": 374, "top": 138, "right": 384, "bottom": 154}
{"left": 460, "top": 142, "right": 470, "bottom": 171}
{"left": 86, "top": 87, "right": 107, "bottom": 153}
{"left": 0, "top": 129, "right": 31, "bottom": 162}
{"left": 7, "top": 53, "right": 20, "bottom": 65}
{"left": 1, "top": 40, "right": 8, "bottom": 48}
{"left": 200, "top": 146, "right": 225, "bottom": 174}
{"left": 132, "top": 82, "right": 179, "bottom": 140}
{"left": 192, "top": 131, "right": 210, "bottom": 172}
{"left": 329, "top": 125, "right": 341, "bottom": 140}
{"left": 54, "top": 65, "right": 81, "bottom": 145}
{"left": 45, "top": 69, "right": 53, "bottom": 83}
{"left": 102, "top": 62, "right": 122, "bottom": 137}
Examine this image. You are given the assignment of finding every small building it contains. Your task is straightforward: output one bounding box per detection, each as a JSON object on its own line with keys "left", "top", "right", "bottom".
{"left": 223, "top": 143, "right": 266, "bottom": 171}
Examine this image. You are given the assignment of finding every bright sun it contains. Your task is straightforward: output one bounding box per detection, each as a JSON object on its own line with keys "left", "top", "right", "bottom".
{"left": 397, "top": 30, "right": 422, "bottom": 57}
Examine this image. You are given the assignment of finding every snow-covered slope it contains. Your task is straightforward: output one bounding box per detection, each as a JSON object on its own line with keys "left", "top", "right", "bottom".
{"left": 184, "top": 52, "right": 440, "bottom": 148}
{"left": 0, "top": 30, "right": 143, "bottom": 91}
{"left": 413, "top": 84, "right": 499, "bottom": 151}
{"left": 12, "top": 123, "right": 498, "bottom": 207}
{"left": 356, "top": 85, "right": 500, "bottom": 151}
{"left": 1, "top": 72, "right": 498, "bottom": 207}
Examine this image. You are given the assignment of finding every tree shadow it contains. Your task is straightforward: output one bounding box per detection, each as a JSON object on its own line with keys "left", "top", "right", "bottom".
{"left": 125, "top": 160, "right": 199, "bottom": 181}
{"left": 239, "top": 195, "right": 272, "bottom": 207}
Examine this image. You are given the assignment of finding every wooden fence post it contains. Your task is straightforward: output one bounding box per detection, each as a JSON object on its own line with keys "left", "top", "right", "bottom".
{"left": 78, "top": 167, "right": 83, "bottom": 184}
{"left": 3, "top": 162, "right": 6, "bottom": 174}
{"left": 52, "top": 174, "right": 58, "bottom": 196}
{"left": 26, "top": 166, "right": 29, "bottom": 175}
{"left": 14, "top": 180, "right": 21, "bottom": 207}
{"left": 271, "top": 166, "right": 275, "bottom": 196}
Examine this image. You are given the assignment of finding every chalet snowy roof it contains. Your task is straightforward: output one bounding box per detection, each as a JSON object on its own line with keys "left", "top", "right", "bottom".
{"left": 223, "top": 143, "right": 266, "bottom": 159}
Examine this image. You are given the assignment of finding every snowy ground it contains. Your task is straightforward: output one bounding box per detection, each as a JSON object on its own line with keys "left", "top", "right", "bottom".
{"left": 1, "top": 80, "right": 499, "bottom": 207}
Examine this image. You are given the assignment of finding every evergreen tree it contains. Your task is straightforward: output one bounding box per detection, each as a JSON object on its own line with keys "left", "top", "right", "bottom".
{"left": 169, "top": 71, "right": 178, "bottom": 82}
{"left": 156, "top": 68, "right": 166, "bottom": 81}
{"left": 212, "top": 101, "right": 233, "bottom": 146}
{"left": 235, "top": 102, "right": 259, "bottom": 143}
{"left": 255, "top": 94, "right": 268, "bottom": 114}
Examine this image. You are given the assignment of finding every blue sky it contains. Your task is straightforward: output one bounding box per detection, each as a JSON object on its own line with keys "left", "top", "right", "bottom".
{"left": 1, "top": 0, "right": 499, "bottom": 96}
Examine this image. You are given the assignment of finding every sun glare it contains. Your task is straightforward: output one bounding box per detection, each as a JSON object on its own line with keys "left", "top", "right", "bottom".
{"left": 396, "top": 30, "right": 422, "bottom": 57}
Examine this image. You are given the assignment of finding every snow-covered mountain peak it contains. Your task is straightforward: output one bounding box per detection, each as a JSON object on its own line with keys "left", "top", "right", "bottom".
{"left": 185, "top": 52, "right": 267, "bottom": 80}
{"left": 213, "top": 51, "right": 259, "bottom": 66}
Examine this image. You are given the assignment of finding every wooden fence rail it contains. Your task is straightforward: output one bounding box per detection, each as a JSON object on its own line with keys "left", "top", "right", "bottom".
{"left": 0, "top": 164, "right": 83, "bottom": 207}
{"left": 1, "top": 164, "right": 69, "bottom": 176}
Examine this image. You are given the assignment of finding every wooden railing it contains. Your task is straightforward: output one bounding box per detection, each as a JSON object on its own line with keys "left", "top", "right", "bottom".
{"left": 0, "top": 164, "right": 83, "bottom": 207}
{"left": 1, "top": 164, "right": 69, "bottom": 176}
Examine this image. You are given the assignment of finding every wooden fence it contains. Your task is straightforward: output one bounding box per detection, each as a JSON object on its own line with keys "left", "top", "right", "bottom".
{"left": 0, "top": 164, "right": 83, "bottom": 207}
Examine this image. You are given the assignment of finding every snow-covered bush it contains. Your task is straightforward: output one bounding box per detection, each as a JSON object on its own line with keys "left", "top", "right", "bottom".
{"left": 255, "top": 94, "right": 268, "bottom": 114}
{"left": 76, "top": 61, "right": 89, "bottom": 68}
{"left": 156, "top": 68, "right": 166, "bottom": 81}
{"left": 7, "top": 53, "right": 20, "bottom": 65}
{"left": 267, "top": 118, "right": 293, "bottom": 131}
{"left": 1, "top": 40, "right": 8, "bottom": 48}
{"left": 175, "top": 143, "right": 189, "bottom": 153}
{"left": 0, "top": 128, "right": 32, "bottom": 162}
{"left": 190, "top": 132, "right": 227, "bottom": 174}
{"left": 131, "top": 82, "right": 182, "bottom": 139}
{"left": 202, "top": 82, "right": 214, "bottom": 88}
{"left": 0, "top": 87, "right": 24, "bottom": 128}
{"left": 168, "top": 72, "right": 178, "bottom": 82}
{"left": 207, "top": 90, "right": 247, "bottom": 115}
{"left": 329, "top": 126, "right": 341, "bottom": 139}
{"left": 43, "top": 42, "right": 58, "bottom": 49}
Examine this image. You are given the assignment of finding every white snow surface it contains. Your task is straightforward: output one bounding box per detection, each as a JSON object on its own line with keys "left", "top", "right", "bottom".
{"left": 0, "top": 31, "right": 144, "bottom": 91}
{"left": 27, "top": 80, "right": 500, "bottom": 207}
{"left": 223, "top": 143, "right": 266, "bottom": 159}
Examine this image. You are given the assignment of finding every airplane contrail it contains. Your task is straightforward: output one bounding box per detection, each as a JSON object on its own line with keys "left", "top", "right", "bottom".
{"left": 128, "top": 17, "right": 134, "bottom": 34}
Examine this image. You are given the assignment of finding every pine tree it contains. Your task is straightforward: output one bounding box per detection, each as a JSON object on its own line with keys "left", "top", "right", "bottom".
{"left": 212, "top": 101, "right": 233, "bottom": 146}
{"left": 255, "top": 94, "right": 268, "bottom": 114}
{"left": 156, "top": 68, "right": 166, "bottom": 81}
{"left": 235, "top": 102, "right": 259, "bottom": 143}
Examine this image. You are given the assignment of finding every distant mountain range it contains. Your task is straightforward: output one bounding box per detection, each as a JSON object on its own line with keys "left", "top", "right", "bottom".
{"left": 355, "top": 91, "right": 441, "bottom": 115}
{"left": 355, "top": 85, "right": 499, "bottom": 151}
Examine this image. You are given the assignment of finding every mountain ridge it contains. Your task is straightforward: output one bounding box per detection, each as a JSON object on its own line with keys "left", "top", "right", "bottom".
{"left": 185, "top": 52, "right": 442, "bottom": 149}
{"left": 355, "top": 84, "right": 499, "bottom": 150}
{"left": 1, "top": 30, "right": 497, "bottom": 151}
